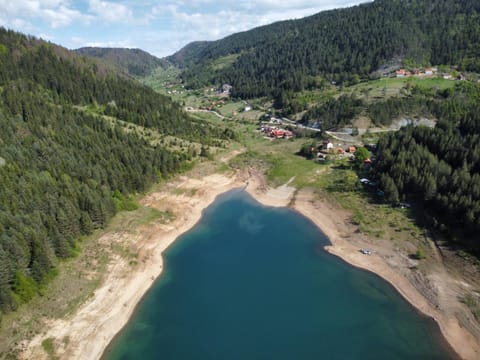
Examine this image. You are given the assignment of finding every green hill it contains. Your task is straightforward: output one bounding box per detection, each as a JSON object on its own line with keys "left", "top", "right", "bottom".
{"left": 0, "top": 28, "right": 233, "bottom": 313}
{"left": 167, "top": 41, "right": 210, "bottom": 69}
{"left": 168, "top": 0, "right": 480, "bottom": 98}
{"left": 75, "top": 47, "right": 169, "bottom": 77}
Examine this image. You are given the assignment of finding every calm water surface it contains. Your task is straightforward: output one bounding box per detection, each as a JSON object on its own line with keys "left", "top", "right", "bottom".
{"left": 104, "top": 190, "right": 456, "bottom": 360}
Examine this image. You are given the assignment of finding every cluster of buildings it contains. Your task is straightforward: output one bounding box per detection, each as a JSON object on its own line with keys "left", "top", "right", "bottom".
{"left": 319, "top": 141, "right": 357, "bottom": 155}
{"left": 395, "top": 67, "right": 464, "bottom": 80}
{"left": 164, "top": 82, "right": 185, "bottom": 95}
{"left": 260, "top": 125, "right": 294, "bottom": 139}
{"left": 315, "top": 141, "right": 375, "bottom": 164}
{"left": 395, "top": 68, "right": 436, "bottom": 78}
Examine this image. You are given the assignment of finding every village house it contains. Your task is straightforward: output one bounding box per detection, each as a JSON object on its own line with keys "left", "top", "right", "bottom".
{"left": 260, "top": 125, "right": 294, "bottom": 139}
{"left": 270, "top": 128, "right": 294, "bottom": 139}
{"left": 322, "top": 140, "right": 334, "bottom": 152}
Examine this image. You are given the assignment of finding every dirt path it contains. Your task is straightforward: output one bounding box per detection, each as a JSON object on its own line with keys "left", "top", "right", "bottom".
{"left": 185, "top": 107, "right": 226, "bottom": 120}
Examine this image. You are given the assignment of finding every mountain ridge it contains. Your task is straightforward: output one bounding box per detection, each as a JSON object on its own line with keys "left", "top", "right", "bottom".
{"left": 167, "top": 0, "right": 480, "bottom": 98}
{"left": 74, "top": 46, "right": 169, "bottom": 77}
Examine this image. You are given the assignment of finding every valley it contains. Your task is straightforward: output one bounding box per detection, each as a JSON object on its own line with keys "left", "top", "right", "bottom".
{"left": 1, "top": 0, "right": 480, "bottom": 359}
{"left": 5, "top": 69, "right": 480, "bottom": 358}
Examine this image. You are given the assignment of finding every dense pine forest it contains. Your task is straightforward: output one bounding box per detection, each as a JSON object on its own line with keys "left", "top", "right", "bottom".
{"left": 373, "top": 82, "right": 480, "bottom": 245}
{"left": 0, "top": 28, "right": 233, "bottom": 313}
{"left": 170, "top": 0, "right": 480, "bottom": 100}
{"left": 74, "top": 47, "right": 169, "bottom": 77}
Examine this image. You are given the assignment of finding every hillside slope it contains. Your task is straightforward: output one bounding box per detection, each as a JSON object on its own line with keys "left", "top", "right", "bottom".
{"left": 169, "top": 0, "right": 480, "bottom": 98}
{"left": 75, "top": 47, "right": 168, "bottom": 77}
{"left": 0, "top": 28, "right": 232, "bottom": 313}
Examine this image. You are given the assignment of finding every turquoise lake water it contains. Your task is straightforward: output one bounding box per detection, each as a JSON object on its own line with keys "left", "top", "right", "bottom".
{"left": 103, "top": 190, "right": 456, "bottom": 360}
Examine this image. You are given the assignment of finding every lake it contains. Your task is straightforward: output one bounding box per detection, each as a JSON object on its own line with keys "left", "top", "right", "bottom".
{"left": 103, "top": 190, "right": 456, "bottom": 360}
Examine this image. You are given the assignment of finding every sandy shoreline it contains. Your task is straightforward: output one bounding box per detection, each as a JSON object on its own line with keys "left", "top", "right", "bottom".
{"left": 289, "top": 193, "right": 480, "bottom": 360}
{"left": 20, "top": 168, "right": 479, "bottom": 360}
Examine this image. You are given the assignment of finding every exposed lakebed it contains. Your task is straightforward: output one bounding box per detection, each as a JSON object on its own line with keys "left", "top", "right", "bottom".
{"left": 104, "top": 190, "right": 455, "bottom": 360}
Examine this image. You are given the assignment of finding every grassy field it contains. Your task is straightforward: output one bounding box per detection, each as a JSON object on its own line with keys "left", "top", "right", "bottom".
{"left": 347, "top": 76, "right": 456, "bottom": 101}
{"left": 286, "top": 76, "right": 457, "bottom": 110}
{"left": 211, "top": 54, "right": 240, "bottom": 71}
{"left": 139, "top": 65, "right": 182, "bottom": 93}
{"left": 230, "top": 131, "right": 434, "bottom": 262}
{"left": 217, "top": 101, "right": 244, "bottom": 116}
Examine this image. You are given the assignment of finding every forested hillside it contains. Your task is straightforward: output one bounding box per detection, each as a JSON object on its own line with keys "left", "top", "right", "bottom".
{"left": 75, "top": 47, "right": 168, "bottom": 77}
{"left": 170, "top": 0, "right": 480, "bottom": 99}
{"left": 0, "top": 28, "right": 233, "bottom": 313}
{"left": 373, "top": 82, "right": 480, "bottom": 245}
{"left": 167, "top": 41, "right": 210, "bottom": 69}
